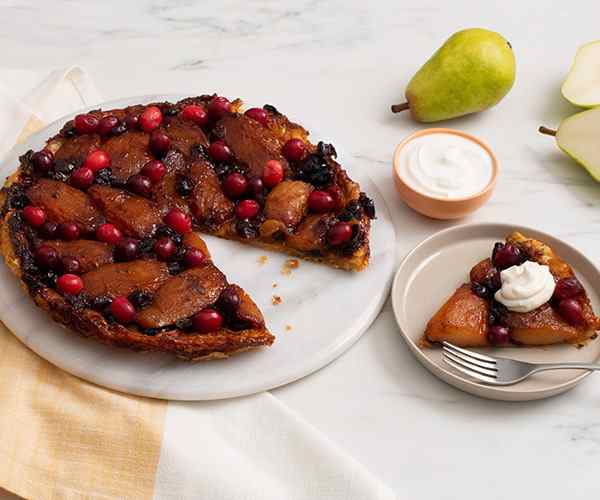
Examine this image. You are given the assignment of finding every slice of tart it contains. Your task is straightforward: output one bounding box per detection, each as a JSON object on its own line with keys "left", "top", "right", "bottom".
{"left": 423, "top": 231, "right": 600, "bottom": 348}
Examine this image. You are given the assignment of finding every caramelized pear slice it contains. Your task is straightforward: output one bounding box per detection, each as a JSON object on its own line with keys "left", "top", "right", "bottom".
{"left": 82, "top": 260, "right": 170, "bottom": 299}
{"left": 42, "top": 239, "right": 113, "bottom": 273}
{"left": 136, "top": 264, "right": 227, "bottom": 329}
{"left": 264, "top": 180, "right": 312, "bottom": 229}
{"left": 103, "top": 131, "right": 152, "bottom": 182}
{"left": 164, "top": 117, "right": 209, "bottom": 156}
{"left": 88, "top": 185, "right": 161, "bottom": 238}
{"left": 54, "top": 134, "right": 100, "bottom": 164}
{"left": 26, "top": 179, "right": 103, "bottom": 231}
{"left": 189, "top": 160, "right": 234, "bottom": 228}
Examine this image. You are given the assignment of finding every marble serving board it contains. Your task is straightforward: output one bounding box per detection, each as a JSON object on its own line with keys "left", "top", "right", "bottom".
{"left": 0, "top": 95, "right": 396, "bottom": 400}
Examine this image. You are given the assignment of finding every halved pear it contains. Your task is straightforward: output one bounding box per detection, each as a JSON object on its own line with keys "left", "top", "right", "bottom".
{"left": 539, "top": 107, "right": 600, "bottom": 181}
{"left": 561, "top": 41, "right": 600, "bottom": 107}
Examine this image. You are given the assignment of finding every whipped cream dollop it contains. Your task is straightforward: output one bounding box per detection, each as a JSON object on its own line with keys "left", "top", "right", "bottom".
{"left": 400, "top": 132, "right": 493, "bottom": 199}
{"left": 494, "top": 261, "right": 556, "bottom": 313}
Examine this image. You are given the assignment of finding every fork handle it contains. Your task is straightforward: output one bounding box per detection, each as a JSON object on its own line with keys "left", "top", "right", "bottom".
{"left": 531, "top": 362, "right": 600, "bottom": 373}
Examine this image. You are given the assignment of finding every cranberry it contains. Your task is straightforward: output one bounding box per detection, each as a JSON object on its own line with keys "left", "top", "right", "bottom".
{"left": 149, "top": 130, "right": 171, "bottom": 157}
{"left": 488, "top": 325, "right": 511, "bottom": 345}
{"left": 127, "top": 174, "right": 153, "bottom": 197}
{"left": 141, "top": 160, "right": 167, "bottom": 183}
{"left": 235, "top": 199, "right": 260, "bottom": 219}
{"left": 164, "top": 208, "right": 192, "bottom": 234}
{"left": 553, "top": 277, "right": 584, "bottom": 301}
{"left": 70, "top": 167, "right": 94, "bottom": 189}
{"left": 308, "top": 190, "right": 335, "bottom": 213}
{"left": 58, "top": 222, "right": 81, "bottom": 241}
{"left": 181, "top": 104, "right": 209, "bottom": 126}
{"left": 32, "top": 150, "right": 54, "bottom": 173}
{"left": 184, "top": 247, "right": 206, "bottom": 268}
{"left": 83, "top": 149, "right": 111, "bottom": 172}
{"left": 139, "top": 106, "right": 163, "bottom": 132}
{"left": 154, "top": 237, "right": 176, "bottom": 260}
{"left": 192, "top": 308, "right": 223, "bottom": 333}
{"left": 23, "top": 206, "right": 46, "bottom": 227}
{"left": 39, "top": 221, "right": 58, "bottom": 239}
{"left": 326, "top": 185, "right": 344, "bottom": 210}
{"left": 327, "top": 222, "right": 353, "bottom": 246}
{"left": 217, "top": 286, "right": 240, "bottom": 317}
{"left": 96, "top": 223, "right": 122, "bottom": 245}
{"left": 262, "top": 160, "right": 284, "bottom": 188}
{"left": 124, "top": 114, "right": 140, "bottom": 130}
{"left": 282, "top": 138, "right": 305, "bottom": 162}
{"left": 74, "top": 113, "right": 99, "bottom": 134}
{"left": 98, "top": 115, "right": 119, "bottom": 136}
{"left": 484, "top": 268, "right": 502, "bottom": 292}
{"left": 35, "top": 245, "right": 58, "bottom": 269}
{"left": 60, "top": 256, "right": 81, "bottom": 274}
{"left": 208, "top": 96, "right": 231, "bottom": 120}
{"left": 208, "top": 140, "right": 233, "bottom": 163}
{"left": 558, "top": 298, "right": 585, "bottom": 325}
{"left": 110, "top": 296, "right": 136, "bottom": 324}
{"left": 115, "top": 238, "right": 139, "bottom": 261}
{"left": 245, "top": 108, "right": 268, "bottom": 126}
{"left": 222, "top": 173, "right": 248, "bottom": 199}
{"left": 492, "top": 243, "right": 523, "bottom": 270}
{"left": 57, "top": 274, "right": 83, "bottom": 295}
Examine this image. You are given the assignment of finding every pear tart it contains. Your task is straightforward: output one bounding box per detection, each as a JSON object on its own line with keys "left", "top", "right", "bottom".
{"left": 0, "top": 95, "right": 375, "bottom": 359}
{"left": 424, "top": 232, "right": 600, "bottom": 348}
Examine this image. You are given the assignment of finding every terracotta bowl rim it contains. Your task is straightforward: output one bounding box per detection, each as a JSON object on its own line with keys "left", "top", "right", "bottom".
{"left": 392, "top": 127, "right": 499, "bottom": 203}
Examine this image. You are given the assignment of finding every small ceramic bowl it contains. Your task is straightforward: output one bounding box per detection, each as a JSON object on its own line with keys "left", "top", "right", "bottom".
{"left": 392, "top": 128, "right": 498, "bottom": 219}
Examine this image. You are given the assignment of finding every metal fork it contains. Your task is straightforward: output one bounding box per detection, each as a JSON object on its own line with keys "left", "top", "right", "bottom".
{"left": 442, "top": 341, "right": 600, "bottom": 385}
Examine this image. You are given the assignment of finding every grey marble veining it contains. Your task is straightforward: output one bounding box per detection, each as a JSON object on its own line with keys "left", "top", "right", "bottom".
{"left": 2, "top": 1, "right": 600, "bottom": 498}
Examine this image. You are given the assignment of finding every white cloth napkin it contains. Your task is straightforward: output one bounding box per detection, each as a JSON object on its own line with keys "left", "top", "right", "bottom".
{"left": 0, "top": 67, "right": 395, "bottom": 500}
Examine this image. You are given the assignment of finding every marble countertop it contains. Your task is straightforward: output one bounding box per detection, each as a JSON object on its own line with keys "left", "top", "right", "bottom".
{"left": 2, "top": 1, "right": 600, "bottom": 498}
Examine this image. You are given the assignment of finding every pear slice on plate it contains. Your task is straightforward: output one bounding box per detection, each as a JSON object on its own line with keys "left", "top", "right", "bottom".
{"left": 539, "top": 107, "right": 600, "bottom": 181}
{"left": 561, "top": 41, "right": 600, "bottom": 107}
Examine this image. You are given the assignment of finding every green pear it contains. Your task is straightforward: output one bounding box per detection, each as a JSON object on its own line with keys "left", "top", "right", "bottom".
{"left": 539, "top": 107, "right": 600, "bottom": 181}
{"left": 561, "top": 41, "right": 600, "bottom": 107}
{"left": 391, "top": 28, "right": 516, "bottom": 122}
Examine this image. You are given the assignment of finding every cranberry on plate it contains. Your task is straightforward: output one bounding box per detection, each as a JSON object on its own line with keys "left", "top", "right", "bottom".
{"left": 492, "top": 243, "right": 522, "bottom": 270}
{"left": 127, "top": 174, "right": 153, "bottom": 198}
{"left": 553, "top": 277, "right": 584, "bottom": 301}
{"left": 154, "top": 237, "right": 176, "bottom": 260}
{"left": 60, "top": 256, "right": 81, "bottom": 275}
{"left": 57, "top": 273, "right": 83, "bottom": 295}
{"left": 327, "top": 222, "right": 353, "bottom": 246}
{"left": 124, "top": 114, "right": 140, "bottom": 130}
{"left": 262, "top": 160, "right": 284, "bottom": 188}
{"left": 149, "top": 130, "right": 171, "bottom": 157}
{"left": 558, "top": 298, "right": 585, "bottom": 326}
{"left": 308, "top": 190, "right": 335, "bottom": 213}
{"left": 245, "top": 108, "right": 268, "bottom": 126}
{"left": 141, "top": 160, "right": 167, "bottom": 183}
{"left": 83, "top": 149, "right": 111, "bottom": 172}
{"left": 282, "top": 138, "right": 305, "bottom": 162}
{"left": 184, "top": 247, "right": 206, "bottom": 268}
{"left": 96, "top": 223, "right": 123, "bottom": 245}
{"left": 235, "top": 199, "right": 260, "bottom": 220}
{"left": 181, "top": 104, "right": 208, "bottom": 126}
{"left": 35, "top": 245, "right": 58, "bottom": 269}
{"left": 488, "top": 325, "right": 511, "bottom": 345}
{"left": 192, "top": 308, "right": 223, "bottom": 333}
{"left": 207, "top": 96, "right": 231, "bottom": 120}
{"left": 222, "top": 173, "right": 248, "bottom": 199}
{"left": 58, "top": 222, "right": 81, "bottom": 241}
{"left": 23, "top": 206, "right": 46, "bottom": 227}
{"left": 208, "top": 140, "right": 233, "bottom": 163}
{"left": 98, "top": 115, "right": 119, "bottom": 136}
{"left": 39, "top": 221, "right": 58, "bottom": 239}
{"left": 139, "top": 106, "right": 163, "bottom": 132}
{"left": 111, "top": 296, "right": 136, "bottom": 324}
{"left": 74, "top": 114, "right": 99, "bottom": 134}
{"left": 70, "top": 167, "right": 94, "bottom": 189}
{"left": 32, "top": 150, "right": 54, "bottom": 173}
{"left": 164, "top": 208, "right": 192, "bottom": 234}
{"left": 115, "top": 238, "right": 139, "bottom": 261}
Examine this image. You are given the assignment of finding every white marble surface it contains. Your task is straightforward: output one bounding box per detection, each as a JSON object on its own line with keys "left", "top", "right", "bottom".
{"left": 2, "top": 1, "right": 600, "bottom": 498}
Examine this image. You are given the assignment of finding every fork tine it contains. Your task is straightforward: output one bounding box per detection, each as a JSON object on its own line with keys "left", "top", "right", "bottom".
{"left": 443, "top": 350, "right": 498, "bottom": 378}
{"left": 443, "top": 356, "right": 499, "bottom": 384}
{"left": 442, "top": 342, "right": 497, "bottom": 364}
{"left": 442, "top": 345, "right": 498, "bottom": 371}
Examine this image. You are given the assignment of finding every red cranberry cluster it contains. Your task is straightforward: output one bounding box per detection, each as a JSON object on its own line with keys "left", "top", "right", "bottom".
{"left": 471, "top": 242, "right": 587, "bottom": 345}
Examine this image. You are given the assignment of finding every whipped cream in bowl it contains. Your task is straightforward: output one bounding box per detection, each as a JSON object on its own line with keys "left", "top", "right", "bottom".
{"left": 495, "top": 261, "right": 556, "bottom": 313}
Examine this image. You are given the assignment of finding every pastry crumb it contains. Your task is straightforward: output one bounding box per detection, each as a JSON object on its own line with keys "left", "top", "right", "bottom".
{"left": 258, "top": 255, "right": 268, "bottom": 265}
{"left": 272, "top": 295, "right": 282, "bottom": 305}
{"left": 272, "top": 282, "right": 278, "bottom": 288}
{"left": 281, "top": 258, "right": 300, "bottom": 275}
{"left": 285, "top": 324, "right": 293, "bottom": 332}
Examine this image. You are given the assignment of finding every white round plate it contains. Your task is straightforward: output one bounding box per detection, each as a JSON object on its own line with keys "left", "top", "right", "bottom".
{"left": 0, "top": 95, "right": 396, "bottom": 400}
{"left": 391, "top": 223, "right": 600, "bottom": 401}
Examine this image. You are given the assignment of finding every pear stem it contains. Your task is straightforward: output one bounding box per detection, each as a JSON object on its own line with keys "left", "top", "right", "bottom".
{"left": 538, "top": 126, "right": 557, "bottom": 137}
{"left": 391, "top": 102, "right": 410, "bottom": 113}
